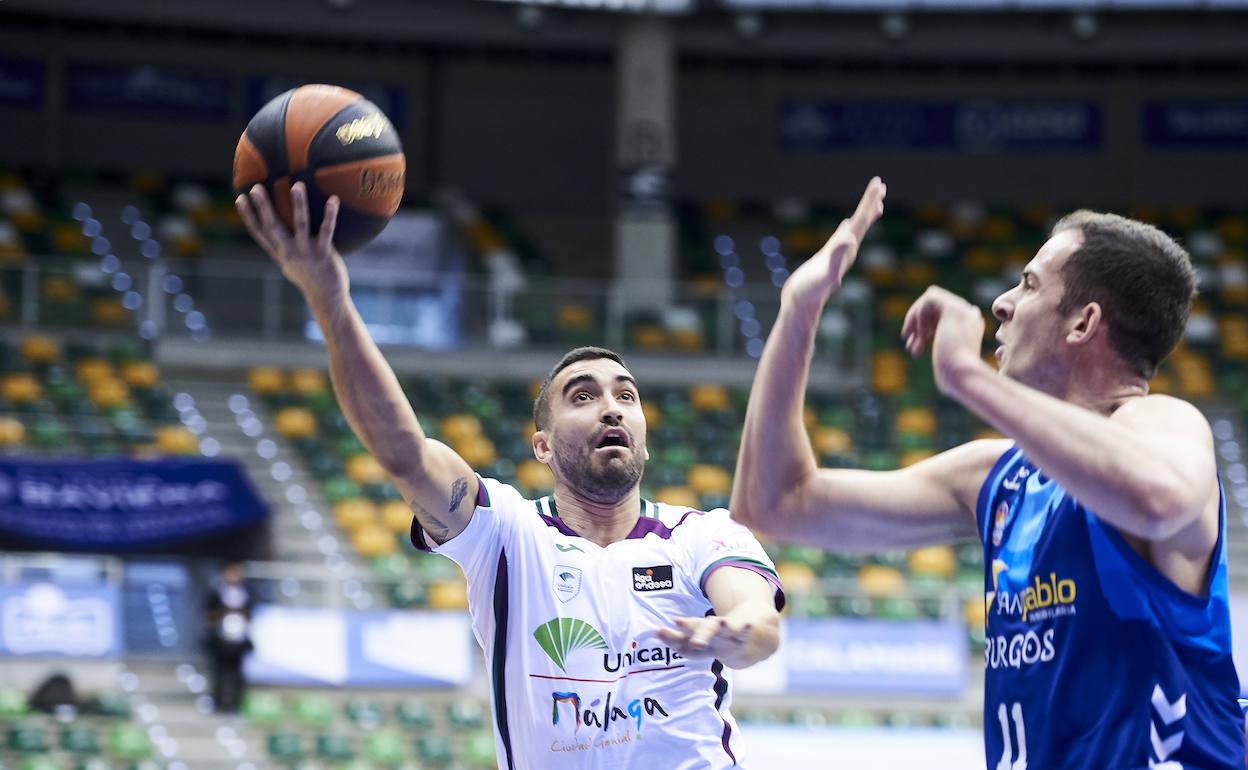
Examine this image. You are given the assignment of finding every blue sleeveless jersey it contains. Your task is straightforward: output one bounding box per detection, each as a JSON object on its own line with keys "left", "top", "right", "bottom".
{"left": 977, "top": 445, "right": 1244, "bottom": 770}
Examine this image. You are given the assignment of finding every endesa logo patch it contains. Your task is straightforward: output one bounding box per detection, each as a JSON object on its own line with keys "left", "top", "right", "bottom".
{"left": 632, "top": 565, "right": 674, "bottom": 592}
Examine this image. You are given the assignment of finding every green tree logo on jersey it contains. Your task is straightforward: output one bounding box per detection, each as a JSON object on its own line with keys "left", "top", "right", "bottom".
{"left": 533, "top": 618, "right": 608, "bottom": 672}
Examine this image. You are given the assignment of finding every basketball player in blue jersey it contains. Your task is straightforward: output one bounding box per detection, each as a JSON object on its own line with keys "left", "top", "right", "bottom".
{"left": 236, "top": 183, "right": 784, "bottom": 770}
{"left": 734, "top": 177, "right": 1245, "bottom": 769}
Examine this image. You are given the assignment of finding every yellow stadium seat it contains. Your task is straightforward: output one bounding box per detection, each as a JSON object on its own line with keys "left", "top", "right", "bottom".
{"left": 248, "top": 367, "right": 286, "bottom": 395}
{"left": 75, "top": 358, "right": 113, "bottom": 384}
{"left": 121, "top": 362, "right": 160, "bottom": 390}
{"left": 812, "top": 426, "right": 852, "bottom": 456}
{"left": 455, "top": 435, "right": 497, "bottom": 468}
{"left": 895, "top": 408, "right": 936, "bottom": 437}
{"left": 517, "top": 459, "right": 554, "bottom": 492}
{"left": 973, "top": 429, "right": 1003, "bottom": 442}
{"left": 42, "top": 276, "right": 80, "bottom": 304}
{"left": 333, "top": 499, "right": 377, "bottom": 531}
{"left": 428, "top": 578, "right": 469, "bottom": 610}
{"left": 899, "top": 449, "right": 935, "bottom": 468}
{"left": 784, "top": 228, "right": 819, "bottom": 255}
{"left": 686, "top": 464, "right": 731, "bottom": 496}
{"left": 2, "top": 373, "right": 41, "bottom": 404}
{"left": 90, "top": 298, "right": 129, "bottom": 326}
{"left": 703, "top": 199, "right": 737, "bottom": 222}
{"left": 776, "top": 561, "right": 817, "bottom": 594}
{"left": 0, "top": 417, "right": 25, "bottom": 446}
{"left": 871, "top": 351, "right": 908, "bottom": 395}
{"left": 899, "top": 263, "right": 937, "bottom": 288}
{"left": 803, "top": 406, "right": 817, "bottom": 431}
{"left": 1020, "top": 205, "right": 1054, "bottom": 227}
{"left": 1217, "top": 216, "right": 1248, "bottom": 244}
{"left": 131, "top": 170, "right": 167, "bottom": 194}
{"left": 380, "top": 500, "right": 412, "bottom": 534}
{"left": 982, "top": 216, "right": 1016, "bottom": 242}
{"left": 857, "top": 564, "right": 906, "bottom": 598}
{"left": 51, "top": 224, "right": 88, "bottom": 255}
{"left": 274, "top": 407, "right": 317, "bottom": 439}
{"left": 19, "top": 335, "right": 59, "bottom": 365}
{"left": 878, "top": 295, "right": 912, "bottom": 321}
{"left": 668, "top": 328, "right": 705, "bottom": 352}
{"left": 346, "top": 454, "right": 389, "bottom": 486}
{"left": 689, "top": 384, "right": 730, "bottom": 412}
{"left": 555, "top": 304, "right": 593, "bottom": 331}
{"left": 915, "top": 203, "right": 946, "bottom": 225}
{"left": 962, "top": 247, "right": 998, "bottom": 273}
{"left": 439, "top": 414, "right": 482, "bottom": 444}
{"left": 964, "top": 597, "right": 986, "bottom": 628}
{"left": 654, "top": 486, "right": 699, "bottom": 509}
{"left": 352, "top": 525, "right": 398, "bottom": 557}
{"left": 155, "top": 426, "right": 198, "bottom": 455}
{"left": 641, "top": 402, "right": 663, "bottom": 430}
{"left": 88, "top": 379, "right": 130, "bottom": 409}
{"left": 631, "top": 325, "right": 667, "bottom": 350}
{"left": 289, "top": 369, "right": 328, "bottom": 396}
{"left": 907, "top": 546, "right": 957, "bottom": 579}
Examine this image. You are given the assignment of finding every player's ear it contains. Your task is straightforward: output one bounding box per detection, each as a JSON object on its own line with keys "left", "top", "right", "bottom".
{"left": 1067, "top": 301, "right": 1101, "bottom": 346}
{"left": 532, "top": 428, "right": 552, "bottom": 464}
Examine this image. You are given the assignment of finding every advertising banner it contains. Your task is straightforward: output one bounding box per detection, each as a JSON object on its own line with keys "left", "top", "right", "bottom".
{"left": 1143, "top": 101, "right": 1248, "bottom": 147}
{"left": 780, "top": 101, "right": 1101, "bottom": 151}
{"left": 0, "top": 581, "right": 121, "bottom": 659}
{"left": 0, "top": 57, "right": 44, "bottom": 109}
{"left": 244, "top": 605, "right": 475, "bottom": 688}
{"left": 66, "top": 63, "right": 231, "bottom": 120}
{"left": 0, "top": 459, "right": 269, "bottom": 552}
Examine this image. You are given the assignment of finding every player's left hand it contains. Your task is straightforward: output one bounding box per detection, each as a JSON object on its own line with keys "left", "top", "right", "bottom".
{"left": 901, "top": 285, "right": 989, "bottom": 395}
{"left": 657, "top": 616, "right": 753, "bottom": 661}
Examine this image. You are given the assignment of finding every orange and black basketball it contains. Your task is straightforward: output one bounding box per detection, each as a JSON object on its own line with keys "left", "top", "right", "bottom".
{"left": 232, "top": 84, "right": 405, "bottom": 254}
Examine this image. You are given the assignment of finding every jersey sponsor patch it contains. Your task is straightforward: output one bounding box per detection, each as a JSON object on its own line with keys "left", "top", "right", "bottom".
{"left": 632, "top": 565, "right": 674, "bottom": 592}
{"left": 554, "top": 565, "right": 583, "bottom": 603}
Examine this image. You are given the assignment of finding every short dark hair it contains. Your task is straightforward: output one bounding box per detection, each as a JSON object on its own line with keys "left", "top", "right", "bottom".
{"left": 533, "top": 347, "right": 629, "bottom": 430}
{"left": 1051, "top": 211, "right": 1195, "bottom": 379}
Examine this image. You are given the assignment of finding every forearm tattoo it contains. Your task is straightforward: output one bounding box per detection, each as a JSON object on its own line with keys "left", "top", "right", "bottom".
{"left": 412, "top": 499, "right": 451, "bottom": 544}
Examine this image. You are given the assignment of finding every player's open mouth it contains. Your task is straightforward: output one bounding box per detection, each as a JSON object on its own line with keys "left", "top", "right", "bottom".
{"left": 595, "top": 428, "right": 631, "bottom": 450}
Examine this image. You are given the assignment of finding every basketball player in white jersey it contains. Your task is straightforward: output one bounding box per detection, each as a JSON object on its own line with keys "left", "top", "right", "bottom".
{"left": 236, "top": 183, "right": 784, "bottom": 770}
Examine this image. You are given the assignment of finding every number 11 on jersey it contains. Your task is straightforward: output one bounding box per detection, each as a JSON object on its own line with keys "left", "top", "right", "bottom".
{"left": 997, "top": 702, "right": 1028, "bottom": 770}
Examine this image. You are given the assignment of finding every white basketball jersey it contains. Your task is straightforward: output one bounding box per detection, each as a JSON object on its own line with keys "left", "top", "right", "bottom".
{"left": 413, "top": 476, "right": 783, "bottom": 770}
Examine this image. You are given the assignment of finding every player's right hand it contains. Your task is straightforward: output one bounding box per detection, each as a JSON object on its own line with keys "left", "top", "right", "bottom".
{"left": 780, "top": 176, "right": 886, "bottom": 318}
{"left": 235, "top": 182, "right": 349, "bottom": 307}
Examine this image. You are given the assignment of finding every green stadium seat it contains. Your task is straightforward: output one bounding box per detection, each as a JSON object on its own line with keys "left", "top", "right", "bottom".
{"left": 395, "top": 699, "right": 434, "bottom": 729}
{"left": 18, "top": 757, "right": 58, "bottom": 770}
{"left": 364, "top": 730, "right": 407, "bottom": 764}
{"left": 416, "top": 734, "right": 453, "bottom": 764}
{"left": 293, "top": 694, "right": 334, "bottom": 729}
{"left": 461, "top": 730, "right": 496, "bottom": 767}
{"left": 315, "top": 733, "right": 354, "bottom": 760}
{"left": 345, "top": 698, "right": 384, "bottom": 729}
{"left": 61, "top": 726, "right": 101, "bottom": 753}
{"left": 267, "top": 732, "right": 304, "bottom": 761}
{"left": 107, "top": 723, "right": 150, "bottom": 760}
{"left": 241, "top": 691, "right": 284, "bottom": 727}
{"left": 0, "top": 689, "right": 28, "bottom": 718}
{"left": 7, "top": 724, "right": 47, "bottom": 752}
{"left": 447, "top": 700, "right": 486, "bottom": 730}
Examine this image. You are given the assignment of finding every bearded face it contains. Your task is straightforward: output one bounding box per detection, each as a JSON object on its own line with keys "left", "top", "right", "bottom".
{"left": 535, "top": 358, "right": 649, "bottom": 504}
{"left": 551, "top": 422, "right": 646, "bottom": 503}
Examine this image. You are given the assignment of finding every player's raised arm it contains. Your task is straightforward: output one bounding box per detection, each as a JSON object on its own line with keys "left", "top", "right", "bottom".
{"left": 731, "top": 178, "right": 1004, "bottom": 551}
{"left": 236, "top": 183, "right": 475, "bottom": 545}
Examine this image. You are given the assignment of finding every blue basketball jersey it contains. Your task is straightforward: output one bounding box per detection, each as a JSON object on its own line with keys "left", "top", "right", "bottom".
{"left": 977, "top": 445, "right": 1244, "bottom": 770}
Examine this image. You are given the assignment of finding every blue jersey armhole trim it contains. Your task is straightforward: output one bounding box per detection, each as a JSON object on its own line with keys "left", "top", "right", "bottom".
{"left": 976, "top": 445, "right": 1020, "bottom": 543}
{"left": 1092, "top": 477, "right": 1227, "bottom": 609}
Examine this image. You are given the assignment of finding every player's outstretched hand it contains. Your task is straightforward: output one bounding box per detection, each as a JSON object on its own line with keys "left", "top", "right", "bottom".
{"left": 657, "top": 616, "right": 754, "bottom": 667}
{"left": 781, "top": 176, "right": 886, "bottom": 318}
{"left": 901, "top": 285, "right": 988, "bottom": 395}
{"left": 235, "top": 182, "right": 348, "bottom": 307}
